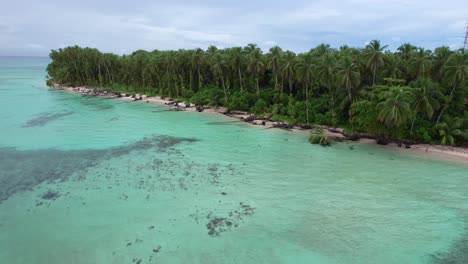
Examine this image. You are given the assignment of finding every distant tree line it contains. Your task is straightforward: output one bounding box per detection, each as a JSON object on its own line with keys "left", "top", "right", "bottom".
{"left": 46, "top": 42, "right": 468, "bottom": 146}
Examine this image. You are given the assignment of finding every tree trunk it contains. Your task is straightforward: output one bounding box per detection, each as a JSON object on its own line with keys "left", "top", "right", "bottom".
{"left": 197, "top": 63, "right": 201, "bottom": 89}
{"left": 179, "top": 74, "right": 185, "bottom": 97}
{"left": 105, "top": 66, "right": 111, "bottom": 85}
{"left": 221, "top": 76, "right": 228, "bottom": 104}
{"left": 98, "top": 63, "right": 102, "bottom": 88}
{"left": 238, "top": 67, "right": 243, "bottom": 91}
{"left": 189, "top": 73, "right": 193, "bottom": 92}
{"left": 305, "top": 82, "right": 309, "bottom": 124}
{"left": 281, "top": 78, "right": 284, "bottom": 97}
{"left": 274, "top": 70, "right": 278, "bottom": 92}
{"left": 346, "top": 78, "right": 352, "bottom": 102}
{"left": 330, "top": 89, "right": 336, "bottom": 126}
{"left": 289, "top": 76, "right": 293, "bottom": 97}
{"left": 410, "top": 118, "right": 416, "bottom": 133}
{"left": 410, "top": 101, "right": 421, "bottom": 133}
{"left": 436, "top": 83, "right": 457, "bottom": 124}
{"left": 372, "top": 61, "right": 377, "bottom": 86}
{"left": 256, "top": 77, "right": 260, "bottom": 98}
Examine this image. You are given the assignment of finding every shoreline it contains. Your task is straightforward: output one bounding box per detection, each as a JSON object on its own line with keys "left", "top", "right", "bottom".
{"left": 59, "top": 86, "right": 468, "bottom": 164}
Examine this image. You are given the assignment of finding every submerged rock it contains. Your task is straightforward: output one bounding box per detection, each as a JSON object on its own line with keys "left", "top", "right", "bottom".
{"left": 273, "top": 123, "right": 293, "bottom": 129}
{"left": 196, "top": 105, "right": 204, "bottom": 112}
{"left": 243, "top": 115, "right": 255, "bottom": 122}
{"left": 377, "top": 138, "right": 389, "bottom": 145}
{"left": 41, "top": 190, "right": 60, "bottom": 200}
{"left": 345, "top": 134, "right": 360, "bottom": 141}
{"left": 152, "top": 245, "right": 162, "bottom": 253}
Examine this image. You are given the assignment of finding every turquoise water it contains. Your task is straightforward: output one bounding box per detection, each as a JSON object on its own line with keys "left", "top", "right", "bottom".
{"left": 0, "top": 56, "right": 467, "bottom": 264}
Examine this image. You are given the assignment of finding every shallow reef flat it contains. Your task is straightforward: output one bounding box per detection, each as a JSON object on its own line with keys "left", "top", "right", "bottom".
{"left": 1, "top": 57, "right": 468, "bottom": 263}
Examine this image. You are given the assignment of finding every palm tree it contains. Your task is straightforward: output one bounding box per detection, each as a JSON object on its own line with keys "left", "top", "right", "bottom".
{"left": 281, "top": 51, "right": 296, "bottom": 97}
{"left": 210, "top": 53, "right": 229, "bottom": 104}
{"left": 436, "top": 52, "right": 468, "bottom": 123}
{"left": 397, "top": 43, "right": 416, "bottom": 79}
{"left": 364, "top": 40, "right": 388, "bottom": 85}
{"left": 316, "top": 53, "right": 337, "bottom": 125}
{"left": 295, "top": 54, "right": 316, "bottom": 124}
{"left": 247, "top": 49, "right": 265, "bottom": 97}
{"left": 409, "top": 80, "right": 442, "bottom": 132}
{"left": 377, "top": 88, "right": 413, "bottom": 129}
{"left": 230, "top": 47, "right": 245, "bottom": 91}
{"left": 206, "top": 45, "right": 218, "bottom": 56}
{"left": 397, "top": 43, "right": 416, "bottom": 61}
{"left": 432, "top": 46, "right": 452, "bottom": 81}
{"left": 408, "top": 48, "right": 432, "bottom": 80}
{"left": 316, "top": 53, "right": 337, "bottom": 88}
{"left": 244, "top": 43, "right": 259, "bottom": 54}
{"left": 192, "top": 48, "right": 205, "bottom": 90}
{"left": 267, "top": 46, "right": 283, "bottom": 94}
{"left": 382, "top": 53, "right": 404, "bottom": 81}
{"left": 336, "top": 56, "right": 360, "bottom": 102}
{"left": 311, "top": 43, "right": 332, "bottom": 57}
{"left": 434, "top": 117, "right": 468, "bottom": 145}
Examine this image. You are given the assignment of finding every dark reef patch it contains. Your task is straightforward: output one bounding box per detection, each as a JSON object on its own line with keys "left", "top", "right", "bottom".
{"left": 431, "top": 230, "right": 468, "bottom": 264}
{"left": 128, "top": 158, "right": 238, "bottom": 193}
{"left": 22, "top": 111, "right": 74, "bottom": 127}
{"left": 205, "top": 203, "right": 255, "bottom": 236}
{"left": 0, "top": 135, "right": 199, "bottom": 203}
{"left": 154, "top": 136, "right": 198, "bottom": 152}
{"left": 41, "top": 190, "right": 60, "bottom": 200}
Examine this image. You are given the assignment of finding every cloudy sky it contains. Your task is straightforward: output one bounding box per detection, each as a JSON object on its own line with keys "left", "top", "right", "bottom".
{"left": 1, "top": 0, "right": 467, "bottom": 56}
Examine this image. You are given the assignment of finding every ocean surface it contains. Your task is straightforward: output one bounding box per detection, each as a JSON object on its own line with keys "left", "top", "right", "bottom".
{"left": 0, "top": 56, "right": 467, "bottom": 264}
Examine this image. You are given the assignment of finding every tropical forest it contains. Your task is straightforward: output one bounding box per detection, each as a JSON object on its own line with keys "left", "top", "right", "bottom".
{"left": 46, "top": 42, "right": 468, "bottom": 146}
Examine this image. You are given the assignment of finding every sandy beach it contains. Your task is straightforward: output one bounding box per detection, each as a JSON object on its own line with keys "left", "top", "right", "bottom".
{"left": 374, "top": 141, "right": 468, "bottom": 164}
{"left": 61, "top": 86, "right": 468, "bottom": 164}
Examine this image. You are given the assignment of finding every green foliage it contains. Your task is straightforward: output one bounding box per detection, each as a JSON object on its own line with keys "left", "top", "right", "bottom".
{"left": 250, "top": 99, "right": 268, "bottom": 115}
{"left": 434, "top": 117, "right": 468, "bottom": 145}
{"left": 413, "top": 126, "right": 432, "bottom": 143}
{"left": 189, "top": 87, "right": 225, "bottom": 106}
{"left": 308, "top": 94, "right": 332, "bottom": 125}
{"left": 309, "top": 126, "right": 332, "bottom": 146}
{"left": 285, "top": 100, "right": 307, "bottom": 125}
{"left": 377, "top": 87, "right": 413, "bottom": 129}
{"left": 227, "top": 90, "right": 256, "bottom": 111}
{"left": 349, "top": 100, "right": 384, "bottom": 135}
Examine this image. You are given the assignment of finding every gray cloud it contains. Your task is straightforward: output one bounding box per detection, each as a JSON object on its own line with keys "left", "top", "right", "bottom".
{"left": 0, "top": 0, "right": 466, "bottom": 56}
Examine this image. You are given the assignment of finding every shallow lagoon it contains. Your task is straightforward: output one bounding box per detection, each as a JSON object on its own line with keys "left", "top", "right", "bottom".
{"left": 0, "top": 57, "right": 467, "bottom": 263}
